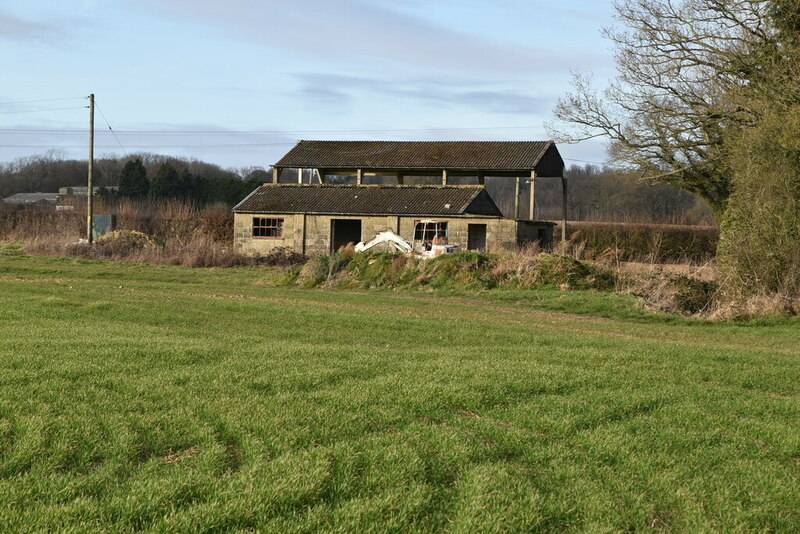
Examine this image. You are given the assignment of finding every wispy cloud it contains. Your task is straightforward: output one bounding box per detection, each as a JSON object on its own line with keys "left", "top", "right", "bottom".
{"left": 128, "top": 0, "right": 602, "bottom": 76}
{"left": 0, "top": 12, "right": 68, "bottom": 44}
{"left": 293, "top": 73, "right": 549, "bottom": 115}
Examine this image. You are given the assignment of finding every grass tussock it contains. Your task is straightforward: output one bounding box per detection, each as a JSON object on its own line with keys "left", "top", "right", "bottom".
{"left": 297, "top": 249, "right": 617, "bottom": 292}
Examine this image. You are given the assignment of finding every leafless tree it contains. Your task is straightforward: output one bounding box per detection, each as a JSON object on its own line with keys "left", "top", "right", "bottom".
{"left": 550, "top": 0, "right": 778, "bottom": 219}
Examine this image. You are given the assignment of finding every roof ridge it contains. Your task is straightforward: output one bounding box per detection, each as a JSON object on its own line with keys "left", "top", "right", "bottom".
{"left": 274, "top": 140, "right": 561, "bottom": 175}
{"left": 294, "top": 139, "right": 554, "bottom": 143}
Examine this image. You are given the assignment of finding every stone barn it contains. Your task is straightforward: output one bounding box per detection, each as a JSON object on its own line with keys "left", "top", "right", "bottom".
{"left": 233, "top": 140, "right": 566, "bottom": 256}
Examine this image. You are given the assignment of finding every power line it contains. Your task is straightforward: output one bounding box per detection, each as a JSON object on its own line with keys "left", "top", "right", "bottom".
{"left": 0, "top": 96, "right": 86, "bottom": 106}
{"left": 0, "top": 110, "right": 609, "bottom": 160}
{"left": 0, "top": 141, "right": 608, "bottom": 160}
{"left": 563, "top": 158, "right": 607, "bottom": 165}
{"left": 0, "top": 125, "right": 546, "bottom": 135}
{"left": 94, "top": 100, "right": 128, "bottom": 156}
{"left": 0, "top": 106, "right": 88, "bottom": 115}
{"left": 0, "top": 145, "right": 608, "bottom": 163}
{"left": 0, "top": 142, "right": 297, "bottom": 149}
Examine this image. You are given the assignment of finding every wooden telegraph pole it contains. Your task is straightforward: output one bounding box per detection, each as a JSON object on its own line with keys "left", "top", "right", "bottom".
{"left": 561, "top": 175, "right": 568, "bottom": 242}
{"left": 86, "top": 94, "right": 95, "bottom": 244}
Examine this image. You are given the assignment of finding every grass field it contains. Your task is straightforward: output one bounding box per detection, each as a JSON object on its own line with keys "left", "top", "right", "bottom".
{"left": 0, "top": 248, "right": 798, "bottom": 532}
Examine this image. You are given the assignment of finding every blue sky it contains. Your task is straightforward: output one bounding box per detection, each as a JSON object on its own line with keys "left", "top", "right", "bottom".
{"left": 0, "top": 1, "right": 617, "bottom": 171}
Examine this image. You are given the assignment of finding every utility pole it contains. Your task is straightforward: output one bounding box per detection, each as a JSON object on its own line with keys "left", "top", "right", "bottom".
{"left": 87, "top": 94, "right": 94, "bottom": 244}
{"left": 561, "top": 175, "right": 568, "bottom": 242}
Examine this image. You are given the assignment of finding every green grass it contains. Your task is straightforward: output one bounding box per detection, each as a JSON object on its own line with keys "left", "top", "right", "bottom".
{"left": 0, "top": 252, "right": 798, "bottom": 532}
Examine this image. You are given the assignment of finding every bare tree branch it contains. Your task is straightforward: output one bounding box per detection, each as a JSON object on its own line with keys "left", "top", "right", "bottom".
{"left": 549, "top": 0, "right": 779, "bottom": 218}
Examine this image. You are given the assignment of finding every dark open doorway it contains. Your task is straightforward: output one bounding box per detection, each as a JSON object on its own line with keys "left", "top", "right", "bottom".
{"left": 331, "top": 219, "right": 362, "bottom": 252}
{"left": 468, "top": 224, "right": 487, "bottom": 252}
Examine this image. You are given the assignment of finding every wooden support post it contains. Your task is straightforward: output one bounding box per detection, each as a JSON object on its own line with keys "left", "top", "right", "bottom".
{"left": 397, "top": 172, "right": 403, "bottom": 185}
{"left": 561, "top": 176, "right": 568, "bottom": 242}
{"left": 477, "top": 173, "right": 485, "bottom": 186}
{"left": 301, "top": 213, "right": 307, "bottom": 255}
{"left": 442, "top": 169, "right": 448, "bottom": 186}
{"left": 529, "top": 170, "right": 536, "bottom": 220}
{"left": 272, "top": 166, "right": 279, "bottom": 184}
{"left": 316, "top": 169, "right": 324, "bottom": 184}
{"left": 514, "top": 176, "right": 520, "bottom": 219}
{"left": 297, "top": 168, "right": 303, "bottom": 184}
{"left": 356, "top": 169, "right": 363, "bottom": 185}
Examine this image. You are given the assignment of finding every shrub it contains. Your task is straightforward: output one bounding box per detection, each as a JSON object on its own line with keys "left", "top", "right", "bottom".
{"left": 416, "top": 251, "right": 496, "bottom": 289}
{"left": 0, "top": 205, "right": 83, "bottom": 241}
{"left": 254, "top": 247, "right": 307, "bottom": 267}
{"left": 557, "top": 221, "right": 718, "bottom": 264}
{"left": 535, "top": 254, "right": 616, "bottom": 290}
{"left": 199, "top": 210, "right": 234, "bottom": 242}
{"left": 672, "top": 276, "right": 718, "bottom": 315}
{"left": 622, "top": 271, "right": 719, "bottom": 316}
{"left": 95, "top": 230, "right": 159, "bottom": 250}
{"left": 295, "top": 252, "right": 351, "bottom": 287}
{"left": 492, "top": 251, "right": 615, "bottom": 291}
{"left": 719, "top": 105, "right": 800, "bottom": 300}
{"left": 346, "top": 252, "right": 411, "bottom": 288}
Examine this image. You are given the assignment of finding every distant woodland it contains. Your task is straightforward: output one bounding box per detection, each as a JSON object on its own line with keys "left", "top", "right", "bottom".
{"left": 548, "top": 165, "right": 713, "bottom": 224}
{"left": 0, "top": 152, "right": 713, "bottom": 225}
{"left": 0, "top": 151, "right": 268, "bottom": 206}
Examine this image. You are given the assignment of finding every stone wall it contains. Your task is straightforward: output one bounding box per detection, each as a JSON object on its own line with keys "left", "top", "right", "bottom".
{"left": 233, "top": 213, "right": 303, "bottom": 255}
{"left": 234, "top": 213, "right": 519, "bottom": 255}
{"left": 304, "top": 215, "right": 397, "bottom": 256}
{"left": 397, "top": 217, "right": 517, "bottom": 252}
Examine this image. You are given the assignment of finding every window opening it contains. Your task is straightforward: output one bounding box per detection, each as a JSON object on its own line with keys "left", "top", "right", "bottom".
{"left": 253, "top": 217, "right": 283, "bottom": 238}
{"left": 414, "top": 221, "right": 448, "bottom": 250}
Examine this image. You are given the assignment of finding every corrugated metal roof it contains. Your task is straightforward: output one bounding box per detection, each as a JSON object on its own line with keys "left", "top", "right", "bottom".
{"left": 2, "top": 193, "right": 60, "bottom": 204}
{"left": 275, "top": 140, "right": 559, "bottom": 172}
{"left": 233, "top": 184, "right": 503, "bottom": 216}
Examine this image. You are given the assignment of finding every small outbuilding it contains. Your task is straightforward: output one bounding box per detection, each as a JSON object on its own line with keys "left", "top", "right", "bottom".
{"left": 233, "top": 140, "right": 567, "bottom": 256}
{"left": 2, "top": 192, "right": 60, "bottom": 207}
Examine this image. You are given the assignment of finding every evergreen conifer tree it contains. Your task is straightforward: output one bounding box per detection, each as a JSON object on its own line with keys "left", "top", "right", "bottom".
{"left": 150, "top": 163, "right": 181, "bottom": 199}
{"left": 118, "top": 159, "right": 149, "bottom": 199}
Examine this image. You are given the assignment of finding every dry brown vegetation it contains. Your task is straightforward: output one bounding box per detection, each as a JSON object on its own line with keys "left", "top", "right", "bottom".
{"left": 0, "top": 200, "right": 305, "bottom": 268}
{"left": 553, "top": 221, "right": 718, "bottom": 264}
{"left": 3, "top": 200, "right": 795, "bottom": 318}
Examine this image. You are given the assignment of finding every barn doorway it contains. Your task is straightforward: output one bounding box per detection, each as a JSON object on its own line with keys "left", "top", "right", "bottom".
{"left": 468, "top": 224, "right": 487, "bottom": 251}
{"left": 331, "top": 219, "right": 362, "bottom": 252}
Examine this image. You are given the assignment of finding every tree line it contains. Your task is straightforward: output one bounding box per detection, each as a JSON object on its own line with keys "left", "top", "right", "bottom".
{"left": 534, "top": 164, "right": 712, "bottom": 225}
{"left": 111, "top": 158, "right": 267, "bottom": 205}
{"left": 0, "top": 151, "right": 271, "bottom": 205}
{"left": 0, "top": 150, "right": 714, "bottom": 224}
